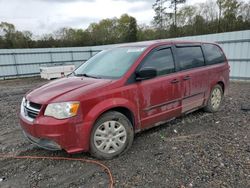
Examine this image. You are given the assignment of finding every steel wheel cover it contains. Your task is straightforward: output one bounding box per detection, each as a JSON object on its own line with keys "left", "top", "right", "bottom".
{"left": 211, "top": 88, "right": 222, "bottom": 109}
{"left": 94, "top": 121, "right": 127, "bottom": 154}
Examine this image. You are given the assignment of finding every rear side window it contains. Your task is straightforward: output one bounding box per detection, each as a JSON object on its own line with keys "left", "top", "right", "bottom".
{"left": 141, "top": 48, "right": 175, "bottom": 76}
{"left": 176, "top": 46, "right": 205, "bottom": 71}
{"left": 203, "top": 44, "right": 226, "bottom": 65}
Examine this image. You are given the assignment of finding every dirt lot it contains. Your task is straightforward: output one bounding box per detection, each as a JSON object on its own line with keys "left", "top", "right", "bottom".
{"left": 0, "top": 77, "right": 249, "bottom": 188}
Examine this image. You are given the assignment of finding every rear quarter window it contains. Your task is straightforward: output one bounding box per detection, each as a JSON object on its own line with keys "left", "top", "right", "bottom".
{"left": 203, "top": 44, "right": 226, "bottom": 65}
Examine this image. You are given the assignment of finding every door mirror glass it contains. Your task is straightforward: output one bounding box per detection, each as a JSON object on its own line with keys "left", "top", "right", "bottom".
{"left": 136, "top": 67, "right": 157, "bottom": 81}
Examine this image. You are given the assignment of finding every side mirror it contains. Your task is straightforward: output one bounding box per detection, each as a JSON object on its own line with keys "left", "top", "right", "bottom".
{"left": 136, "top": 67, "right": 157, "bottom": 81}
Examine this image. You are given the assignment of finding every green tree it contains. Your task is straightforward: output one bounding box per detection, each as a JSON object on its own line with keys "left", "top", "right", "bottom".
{"left": 177, "top": 5, "right": 197, "bottom": 26}
{"left": 117, "top": 14, "right": 137, "bottom": 42}
{"left": 12, "top": 31, "right": 33, "bottom": 48}
{"left": 137, "top": 24, "right": 157, "bottom": 41}
{"left": 197, "top": 0, "right": 218, "bottom": 22}
{"left": 0, "top": 22, "right": 16, "bottom": 48}
{"left": 223, "top": 0, "right": 241, "bottom": 31}
{"left": 0, "top": 22, "right": 33, "bottom": 48}
{"left": 152, "top": 0, "right": 168, "bottom": 31}
{"left": 177, "top": 5, "right": 198, "bottom": 36}
{"left": 152, "top": 0, "right": 186, "bottom": 37}
{"left": 193, "top": 15, "right": 206, "bottom": 35}
{"left": 217, "top": 0, "right": 241, "bottom": 31}
{"left": 0, "top": 36, "right": 4, "bottom": 48}
{"left": 169, "top": 0, "right": 187, "bottom": 28}
{"left": 87, "top": 18, "right": 118, "bottom": 45}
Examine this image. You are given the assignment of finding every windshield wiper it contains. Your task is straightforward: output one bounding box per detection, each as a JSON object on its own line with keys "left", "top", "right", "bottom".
{"left": 74, "top": 73, "right": 101, "bottom": 79}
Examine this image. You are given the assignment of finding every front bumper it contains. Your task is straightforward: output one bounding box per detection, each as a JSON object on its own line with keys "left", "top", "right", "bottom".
{"left": 19, "top": 113, "right": 93, "bottom": 154}
{"left": 23, "top": 131, "right": 61, "bottom": 151}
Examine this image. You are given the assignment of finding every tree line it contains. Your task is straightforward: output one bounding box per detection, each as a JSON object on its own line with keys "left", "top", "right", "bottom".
{"left": 0, "top": 0, "right": 249, "bottom": 49}
{"left": 152, "top": 0, "right": 250, "bottom": 38}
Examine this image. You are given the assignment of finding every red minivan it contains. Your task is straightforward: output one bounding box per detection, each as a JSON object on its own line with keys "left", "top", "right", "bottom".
{"left": 20, "top": 41, "right": 230, "bottom": 159}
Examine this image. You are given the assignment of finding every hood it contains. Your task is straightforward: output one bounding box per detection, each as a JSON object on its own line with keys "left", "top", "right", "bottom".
{"left": 26, "top": 77, "right": 112, "bottom": 104}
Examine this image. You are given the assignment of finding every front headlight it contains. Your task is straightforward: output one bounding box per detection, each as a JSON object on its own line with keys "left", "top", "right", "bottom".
{"left": 44, "top": 102, "right": 80, "bottom": 119}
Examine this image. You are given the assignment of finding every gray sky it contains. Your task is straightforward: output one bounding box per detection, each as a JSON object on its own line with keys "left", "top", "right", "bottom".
{"left": 0, "top": 0, "right": 217, "bottom": 36}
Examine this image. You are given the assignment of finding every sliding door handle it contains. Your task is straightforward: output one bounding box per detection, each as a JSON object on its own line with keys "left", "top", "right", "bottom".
{"left": 183, "top": 75, "right": 191, "bottom": 80}
{"left": 171, "top": 79, "right": 179, "bottom": 84}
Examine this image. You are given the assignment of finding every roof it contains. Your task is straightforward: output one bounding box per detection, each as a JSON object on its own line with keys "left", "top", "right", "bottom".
{"left": 116, "top": 40, "right": 216, "bottom": 48}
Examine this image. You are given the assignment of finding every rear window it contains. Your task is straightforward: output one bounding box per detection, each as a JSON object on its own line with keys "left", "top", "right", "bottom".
{"left": 203, "top": 44, "right": 226, "bottom": 65}
{"left": 176, "top": 46, "right": 205, "bottom": 71}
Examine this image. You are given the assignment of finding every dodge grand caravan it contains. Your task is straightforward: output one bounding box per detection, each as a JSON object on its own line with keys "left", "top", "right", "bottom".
{"left": 20, "top": 41, "right": 230, "bottom": 159}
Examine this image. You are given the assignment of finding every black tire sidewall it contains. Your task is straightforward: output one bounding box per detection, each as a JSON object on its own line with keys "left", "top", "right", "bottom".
{"left": 90, "top": 111, "right": 134, "bottom": 159}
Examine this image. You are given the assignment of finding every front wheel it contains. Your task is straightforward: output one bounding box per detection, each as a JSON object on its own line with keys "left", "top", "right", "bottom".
{"left": 90, "top": 111, "right": 134, "bottom": 159}
{"left": 204, "top": 84, "right": 223, "bottom": 113}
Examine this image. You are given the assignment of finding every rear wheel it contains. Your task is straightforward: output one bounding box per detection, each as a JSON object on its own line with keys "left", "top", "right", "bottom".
{"left": 90, "top": 111, "right": 134, "bottom": 159}
{"left": 204, "top": 84, "right": 223, "bottom": 113}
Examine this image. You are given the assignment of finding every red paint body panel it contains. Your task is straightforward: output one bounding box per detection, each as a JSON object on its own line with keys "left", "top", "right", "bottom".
{"left": 179, "top": 66, "right": 209, "bottom": 113}
{"left": 19, "top": 41, "right": 230, "bottom": 153}
{"left": 136, "top": 73, "right": 182, "bottom": 128}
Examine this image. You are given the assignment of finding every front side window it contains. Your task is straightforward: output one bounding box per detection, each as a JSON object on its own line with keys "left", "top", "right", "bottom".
{"left": 140, "top": 48, "right": 175, "bottom": 76}
{"left": 74, "top": 47, "right": 146, "bottom": 79}
{"left": 203, "top": 44, "right": 226, "bottom": 65}
{"left": 176, "top": 46, "right": 205, "bottom": 71}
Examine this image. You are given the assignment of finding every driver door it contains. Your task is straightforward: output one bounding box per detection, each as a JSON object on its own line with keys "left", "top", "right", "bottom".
{"left": 136, "top": 46, "right": 182, "bottom": 129}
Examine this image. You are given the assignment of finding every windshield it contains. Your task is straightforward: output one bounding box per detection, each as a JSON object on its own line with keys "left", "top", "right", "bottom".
{"left": 74, "top": 47, "right": 146, "bottom": 79}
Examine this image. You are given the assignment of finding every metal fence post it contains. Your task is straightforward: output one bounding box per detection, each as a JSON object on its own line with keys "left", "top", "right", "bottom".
{"left": 71, "top": 51, "right": 74, "bottom": 61}
{"left": 12, "top": 53, "right": 19, "bottom": 76}
{"left": 90, "top": 49, "right": 93, "bottom": 58}
{"left": 49, "top": 51, "right": 53, "bottom": 66}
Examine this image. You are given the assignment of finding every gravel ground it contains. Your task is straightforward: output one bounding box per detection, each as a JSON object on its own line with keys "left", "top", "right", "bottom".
{"left": 0, "top": 77, "right": 249, "bottom": 188}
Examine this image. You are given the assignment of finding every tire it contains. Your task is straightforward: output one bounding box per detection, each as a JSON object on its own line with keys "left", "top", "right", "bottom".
{"left": 90, "top": 111, "right": 134, "bottom": 159}
{"left": 204, "top": 84, "right": 223, "bottom": 113}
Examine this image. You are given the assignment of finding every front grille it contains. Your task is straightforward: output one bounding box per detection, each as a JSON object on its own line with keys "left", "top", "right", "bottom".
{"left": 22, "top": 99, "right": 41, "bottom": 121}
{"left": 29, "top": 102, "right": 42, "bottom": 110}
{"left": 25, "top": 106, "right": 39, "bottom": 119}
